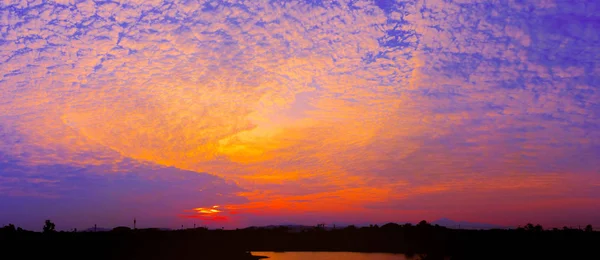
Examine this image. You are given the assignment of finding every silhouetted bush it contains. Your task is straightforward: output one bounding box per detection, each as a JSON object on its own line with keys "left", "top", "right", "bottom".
{"left": 3, "top": 224, "right": 16, "bottom": 232}
{"left": 111, "top": 226, "right": 132, "bottom": 233}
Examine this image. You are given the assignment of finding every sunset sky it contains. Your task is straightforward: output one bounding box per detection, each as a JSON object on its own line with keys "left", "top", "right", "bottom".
{"left": 1, "top": 0, "right": 599, "bottom": 231}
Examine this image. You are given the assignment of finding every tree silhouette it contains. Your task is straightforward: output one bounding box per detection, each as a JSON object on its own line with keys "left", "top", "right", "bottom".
{"left": 524, "top": 223, "right": 543, "bottom": 232}
{"left": 344, "top": 225, "right": 357, "bottom": 231}
{"left": 585, "top": 225, "right": 593, "bottom": 232}
{"left": 2, "top": 224, "right": 16, "bottom": 234}
{"left": 43, "top": 220, "right": 56, "bottom": 233}
{"left": 417, "top": 220, "right": 431, "bottom": 228}
{"left": 524, "top": 223, "right": 534, "bottom": 231}
{"left": 6, "top": 224, "right": 16, "bottom": 232}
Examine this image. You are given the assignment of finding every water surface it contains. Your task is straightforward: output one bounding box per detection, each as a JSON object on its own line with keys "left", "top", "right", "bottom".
{"left": 252, "top": 252, "right": 420, "bottom": 260}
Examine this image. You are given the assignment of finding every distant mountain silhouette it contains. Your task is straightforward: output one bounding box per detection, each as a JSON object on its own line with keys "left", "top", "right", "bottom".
{"left": 432, "top": 218, "right": 506, "bottom": 230}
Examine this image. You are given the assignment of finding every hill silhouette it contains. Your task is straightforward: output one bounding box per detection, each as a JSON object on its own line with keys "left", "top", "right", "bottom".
{"left": 82, "top": 227, "right": 112, "bottom": 232}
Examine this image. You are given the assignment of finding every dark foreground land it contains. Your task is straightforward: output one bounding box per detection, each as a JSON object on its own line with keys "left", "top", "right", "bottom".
{"left": 1, "top": 222, "right": 599, "bottom": 260}
{"left": 0, "top": 227, "right": 266, "bottom": 260}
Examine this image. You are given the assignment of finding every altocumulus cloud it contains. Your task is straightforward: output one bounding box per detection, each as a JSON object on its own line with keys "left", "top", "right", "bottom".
{"left": 0, "top": 0, "right": 599, "bottom": 227}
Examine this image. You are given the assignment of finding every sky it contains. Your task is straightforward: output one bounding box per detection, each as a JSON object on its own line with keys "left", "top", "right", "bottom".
{"left": 0, "top": 0, "right": 599, "bottom": 231}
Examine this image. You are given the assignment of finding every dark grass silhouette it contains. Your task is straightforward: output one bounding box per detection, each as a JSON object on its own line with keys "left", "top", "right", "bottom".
{"left": 1, "top": 220, "right": 598, "bottom": 260}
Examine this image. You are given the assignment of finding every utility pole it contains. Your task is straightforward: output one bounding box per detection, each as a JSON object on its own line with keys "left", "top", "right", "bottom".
{"left": 134, "top": 218, "right": 137, "bottom": 230}
{"left": 94, "top": 224, "right": 97, "bottom": 232}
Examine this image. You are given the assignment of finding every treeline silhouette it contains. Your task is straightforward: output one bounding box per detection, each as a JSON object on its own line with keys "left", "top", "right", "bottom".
{"left": 0, "top": 220, "right": 262, "bottom": 260}
{"left": 1, "top": 220, "right": 598, "bottom": 260}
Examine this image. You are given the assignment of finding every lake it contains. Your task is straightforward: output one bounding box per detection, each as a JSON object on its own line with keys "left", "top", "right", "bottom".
{"left": 252, "top": 252, "right": 422, "bottom": 260}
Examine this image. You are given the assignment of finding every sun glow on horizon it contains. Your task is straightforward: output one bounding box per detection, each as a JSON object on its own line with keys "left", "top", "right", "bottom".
{"left": 194, "top": 206, "right": 222, "bottom": 215}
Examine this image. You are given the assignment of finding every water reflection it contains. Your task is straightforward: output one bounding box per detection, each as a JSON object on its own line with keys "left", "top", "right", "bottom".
{"left": 252, "top": 252, "right": 421, "bottom": 260}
